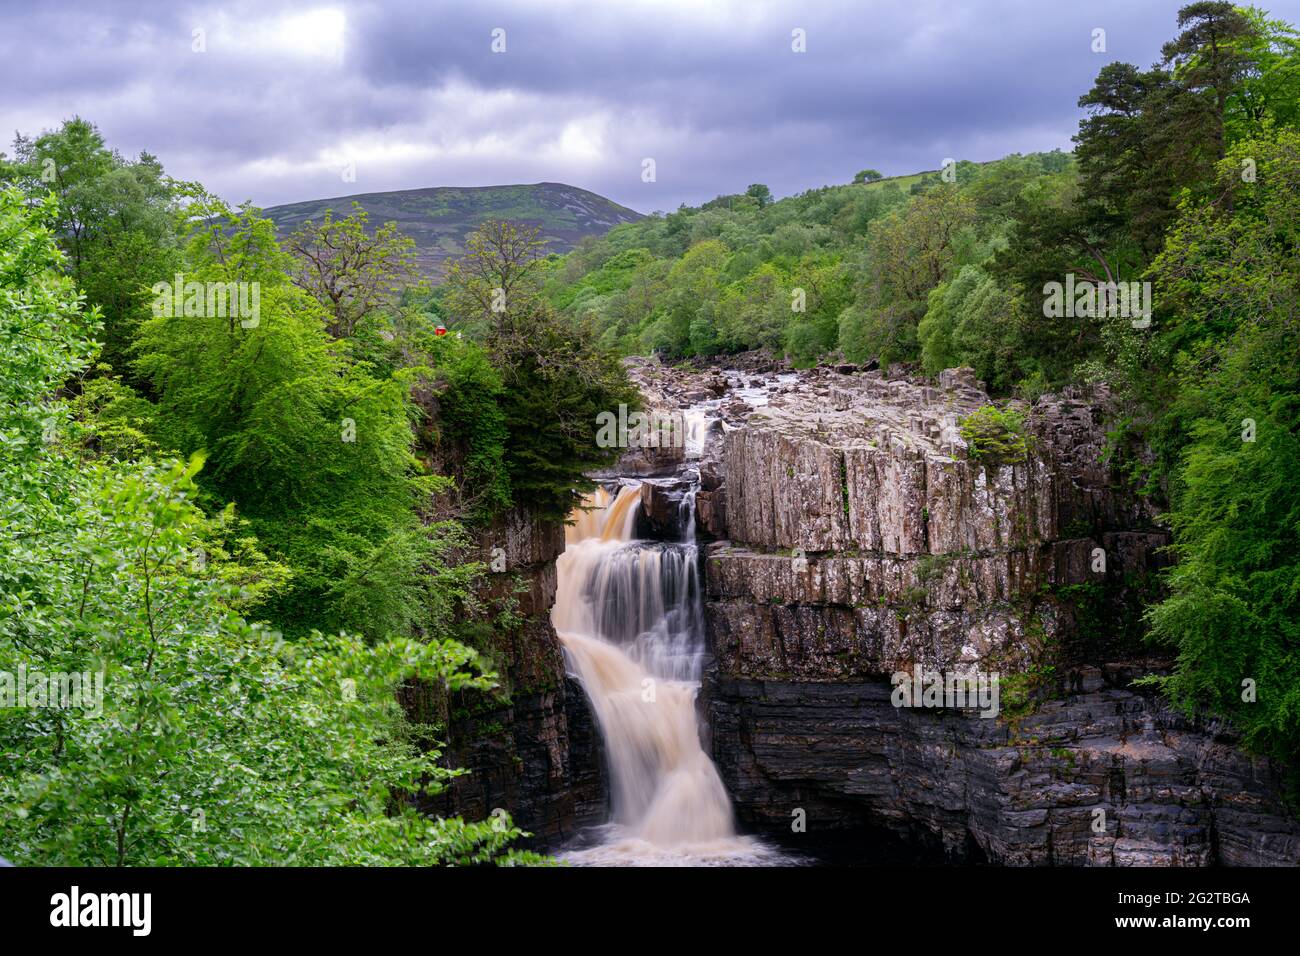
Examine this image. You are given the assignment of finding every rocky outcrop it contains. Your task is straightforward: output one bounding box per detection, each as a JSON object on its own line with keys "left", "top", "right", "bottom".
{"left": 708, "top": 367, "right": 1151, "bottom": 679}
{"left": 412, "top": 353, "right": 1300, "bottom": 864}
{"left": 637, "top": 478, "right": 692, "bottom": 540}
{"left": 688, "top": 363, "right": 1300, "bottom": 866}
{"left": 722, "top": 369, "right": 1146, "bottom": 552}
{"left": 415, "top": 507, "right": 605, "bottom": 847}
{"left": 591, "top": 358, "right": 687, "bottom": 478}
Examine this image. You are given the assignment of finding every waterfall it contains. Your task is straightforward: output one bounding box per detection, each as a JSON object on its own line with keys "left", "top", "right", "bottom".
{"left": 554, "top": 483, "right": 777, "bottom": 865}
{"left": 683, "top": 408, "right": 712, "bottom": 458}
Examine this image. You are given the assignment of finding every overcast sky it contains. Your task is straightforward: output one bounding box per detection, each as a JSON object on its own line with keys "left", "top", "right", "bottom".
{"left": 3, "top": 0, "right": 1297, "bottom": 213}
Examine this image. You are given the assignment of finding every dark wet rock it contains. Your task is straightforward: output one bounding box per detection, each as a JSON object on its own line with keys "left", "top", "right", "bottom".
{"left": 638, "top": 479, "right": 691, "bottom": 540}
{"left": 695, "top": 489, "right": 726, "bottom": 539}
{"left": 699, "top": 459, "right": 724, "bottom": 492}
{"left": 704, "top": 675, "right": 1300, "bottom": 866}
{"left": 402, "top": 506, "right": 606, "bottom": 848}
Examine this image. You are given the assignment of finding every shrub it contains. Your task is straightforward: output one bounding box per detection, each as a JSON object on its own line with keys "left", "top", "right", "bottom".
{"left": 960, "top": 404, "right": 1030, "bottom": 466}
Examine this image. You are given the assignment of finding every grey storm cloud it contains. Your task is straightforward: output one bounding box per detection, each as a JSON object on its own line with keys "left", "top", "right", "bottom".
{"left": 0, "top": 0, "right": 1279, "bottom": 212}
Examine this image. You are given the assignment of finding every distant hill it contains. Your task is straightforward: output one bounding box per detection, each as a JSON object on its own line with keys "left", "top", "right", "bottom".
{"left": 262, "top": 182, "right": 643, "bottom": 276}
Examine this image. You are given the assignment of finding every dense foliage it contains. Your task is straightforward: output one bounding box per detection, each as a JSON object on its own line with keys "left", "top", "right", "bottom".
{"left": 442, "top": 219, "right": 640, "bottom": 521}
{"left": 0, "top": 188, "right": 543, "bottom": 864}
{"left": 1141, "top": 131, "right": 1300, "bottom": 778}
{"left": 545, "top": 150, "right": 1067, "bottom": 382}
{"left": 959, "top": 405, "right": 1030, "bottom": 466}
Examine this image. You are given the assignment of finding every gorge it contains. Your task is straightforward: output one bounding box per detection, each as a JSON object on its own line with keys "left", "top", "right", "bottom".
{"left": 432, "top": 355, "right": 1300, "bottom": 867}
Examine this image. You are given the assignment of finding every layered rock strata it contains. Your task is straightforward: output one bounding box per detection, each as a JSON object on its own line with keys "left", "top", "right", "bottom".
{"left": 695, "top": 364, "right": 1299, "bottom": 866}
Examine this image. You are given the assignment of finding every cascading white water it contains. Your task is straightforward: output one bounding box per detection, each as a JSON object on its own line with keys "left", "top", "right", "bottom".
{"left": 554, "top": 484, "right": 778, "bottom": 865}
{"left": 683, "top": 409, "right": 713, "bottom": 458}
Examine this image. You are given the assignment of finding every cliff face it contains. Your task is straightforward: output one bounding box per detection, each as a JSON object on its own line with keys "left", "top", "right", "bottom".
{"left": 424, "top": 508, "right": 605, "bottom": 847}
{"left": 707, "top": 676, "right": 1299, "bottom": 866}
{"left": 690, "top": 363, "right": 1300, "bottom": 866}
{"left": 403, "top": 387, "right": 605, "bottom": 848}
{"left": 407, "top": 357, "right": 1300, "bottom": 864}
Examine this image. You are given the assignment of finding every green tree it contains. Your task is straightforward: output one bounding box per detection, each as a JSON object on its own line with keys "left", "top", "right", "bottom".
{"left": 918, "top": 265, "right": 1027, "bottom": 392}
{"left": 745, "top": 183, "right": 773, "bottom": 207}
{"left": 1071, "top": 5, "right": 1264, "bottom": 263}
{"left": 424, "top": 334, "right": 513, "bottom": 523}
{"left": 838, "top": 185, "right": 976, "bottom": 366}
{"left": 443, "top": 218, "right": 549, "bottom": 353}
{"left": 1160, "top": 1, "right": 1259, "bottom": 160}
{"left": 3, "top": 117, "right": 183, "bottom": 380}
{"left": 1222, "top": 8, "right": 1300, "bottom": 141}
{"left": 133, "top": 198, "right": 460, "bottom": 639}
{"left": 1138, "top": 131, "right": 1300, "bottom": 788}
{"left": 445, "top": 221, "right": 639, "bottom": 521}
{"left": 286, "top": 202, "right": 424, "bottom": 339}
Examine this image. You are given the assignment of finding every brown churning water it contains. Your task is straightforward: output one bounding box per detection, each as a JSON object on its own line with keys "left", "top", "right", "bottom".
{"left": 554, "top": 484, "right": 778, "bottom": 864}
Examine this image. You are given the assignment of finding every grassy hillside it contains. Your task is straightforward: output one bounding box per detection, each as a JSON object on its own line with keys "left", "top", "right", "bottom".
{"left": 264, "top": 181, "right": 642, "bottom": 276}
